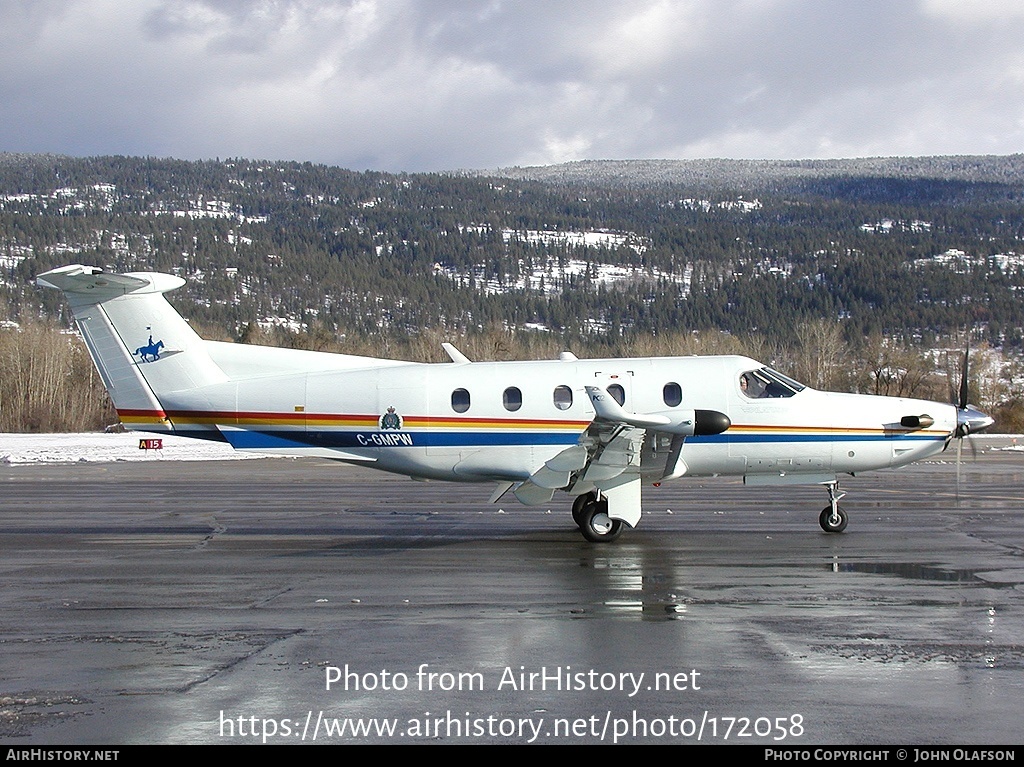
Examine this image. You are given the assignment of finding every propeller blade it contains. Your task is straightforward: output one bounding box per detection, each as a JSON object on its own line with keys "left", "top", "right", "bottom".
{"left": 949, "top": 343, "right": 992, "bottom": 501}
{"left": 956, "top": 433, "right": 962, "bottom": 506}
{"left": 958, "top": 344, "right": 970, "bottom": 411}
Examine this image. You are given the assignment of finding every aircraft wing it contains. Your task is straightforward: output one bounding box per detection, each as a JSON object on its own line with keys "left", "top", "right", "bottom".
{"left": 511, "top": 386, "right": 730, "bottom": 527}
{"left": 511, "top": 421, "right": 645, "bottom": 525}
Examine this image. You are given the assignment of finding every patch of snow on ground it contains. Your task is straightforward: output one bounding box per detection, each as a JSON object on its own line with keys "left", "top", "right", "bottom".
{"left": 0, "top": 432, "right": 262, "bottom": 465}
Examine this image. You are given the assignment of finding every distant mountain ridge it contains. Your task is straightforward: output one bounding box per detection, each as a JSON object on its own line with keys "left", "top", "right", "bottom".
{"left": 484, "top": 155, "right": 1024, "bottom": 188}
{"left": 1, "top": 152, "right": 1022, "bottom": 355}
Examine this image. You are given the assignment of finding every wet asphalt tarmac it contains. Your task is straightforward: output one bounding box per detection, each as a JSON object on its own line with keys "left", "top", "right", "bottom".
{"left": 1, "top": 443, "right": 1022, "bottom": 745}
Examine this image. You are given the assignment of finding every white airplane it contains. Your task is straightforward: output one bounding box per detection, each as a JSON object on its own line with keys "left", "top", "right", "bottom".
{"left": 39, "top": 264, "right": 994, "bottom": 542}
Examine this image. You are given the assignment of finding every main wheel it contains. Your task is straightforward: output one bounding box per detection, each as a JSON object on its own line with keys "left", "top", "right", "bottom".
{"left": 572, "top": 492, "right": 596, "bottom": 527}
{"left": 579, "top": 499, "right": 623, "bottom": 543}
{"left": 819, "top": 505, "right": 849, "bottom": 533}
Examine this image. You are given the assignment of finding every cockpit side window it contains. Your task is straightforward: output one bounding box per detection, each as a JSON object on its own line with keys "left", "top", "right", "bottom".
{"left": 739, "top": 368, "right": 805, "bottom": 399}
{"left": 739, "top": 372, "right": 766, "bottom": 398}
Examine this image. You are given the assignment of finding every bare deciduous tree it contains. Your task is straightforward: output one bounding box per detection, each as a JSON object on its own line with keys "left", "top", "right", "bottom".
{"left": 0, "top": 321, "right": 114, "bottom": 432}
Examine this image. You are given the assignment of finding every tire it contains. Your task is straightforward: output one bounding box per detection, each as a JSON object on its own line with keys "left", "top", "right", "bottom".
{"left": 579, "top": 499, "right": 624, "bottom": 543}
{"left": 572, "top": 493, "right": 595, "bottom": 528}
{"left": 819, "top": 505, "right": 849, "bottom": 533}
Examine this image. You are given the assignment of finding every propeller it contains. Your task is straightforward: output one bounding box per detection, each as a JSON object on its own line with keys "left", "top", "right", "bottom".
{"left": 953, "top": 345, "right": 995, "bottom": 438}
{"left": 948, "top": 344, "right": 995, "bottom": 503}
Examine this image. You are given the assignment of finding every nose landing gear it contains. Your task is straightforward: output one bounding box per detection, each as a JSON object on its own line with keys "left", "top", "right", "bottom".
{"left": 819, "top": 482, "right": 848, "bottom": 533}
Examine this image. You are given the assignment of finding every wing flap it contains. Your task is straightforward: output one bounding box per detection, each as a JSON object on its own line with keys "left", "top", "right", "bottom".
{"left": 513, "top": 481, "right": 556, "bottom": 506}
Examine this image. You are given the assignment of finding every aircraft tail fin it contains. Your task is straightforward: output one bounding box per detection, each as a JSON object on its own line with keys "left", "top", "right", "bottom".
{"left": 37, "top": 264, "right": 229, "bottom": 433}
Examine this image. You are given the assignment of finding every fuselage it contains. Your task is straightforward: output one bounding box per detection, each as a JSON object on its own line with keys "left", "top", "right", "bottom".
{"left": 130, "top": 351, "right": 958, "bottom": 485}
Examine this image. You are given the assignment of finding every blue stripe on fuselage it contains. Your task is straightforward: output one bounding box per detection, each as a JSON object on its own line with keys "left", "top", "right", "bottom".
{"left": 218, "top": 429, "right": 946, "bottom": 451}
{"left": 222, "top": 430, "right": 583, "bottom": 450}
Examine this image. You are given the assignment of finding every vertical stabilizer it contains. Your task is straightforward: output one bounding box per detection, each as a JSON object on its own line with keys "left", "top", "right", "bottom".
{"left": 38, "top": 265, "right": 229, "bottom": 433}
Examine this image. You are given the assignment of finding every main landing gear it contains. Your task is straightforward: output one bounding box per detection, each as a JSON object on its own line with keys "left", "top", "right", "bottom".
{"left": 571, "top": 491, "right": 623, "bottom": 543}
{"left": 819, "top": 481, "right": 848, "bottom": 533}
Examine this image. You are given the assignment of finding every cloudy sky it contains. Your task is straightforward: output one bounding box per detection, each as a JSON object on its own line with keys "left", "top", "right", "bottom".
{"left": 2, "top": 0, "right": 1022, "bottom": 172}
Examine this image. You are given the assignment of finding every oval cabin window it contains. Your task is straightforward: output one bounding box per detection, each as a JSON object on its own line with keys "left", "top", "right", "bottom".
{"left": 663, "top": 382, "right": 682, "bottom": 407}
{"left": 451, "top": 388, "right": 470, "bottom": 413}
{"left": 553, "top": 385, "right": 573, "bottom": 411}
{"left": 503, "top": 386, "right": 522, "bottom": 412}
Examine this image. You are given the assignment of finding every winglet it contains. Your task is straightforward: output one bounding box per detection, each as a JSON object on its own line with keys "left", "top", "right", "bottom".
{"left": 585, "top": 385, "right": 672, "bottom": 428}
{"left": 584, "top": 386, "right": 730, "bottom": 436}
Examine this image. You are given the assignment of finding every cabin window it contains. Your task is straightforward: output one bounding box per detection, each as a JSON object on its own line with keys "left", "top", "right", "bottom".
{"left": 553, "top": 385, "right": 573, "bottom": 410}
{"left": 663, "top": 382, "right": 682, "bottom": 407}
{"left": 607, "top": 383, "right": 625, "bottom": 406}
{"left": 503, "top": 386, "right": 522, "bottom": 412}
{"left": 451, "top": 388, "right": 471, "bottom": 413}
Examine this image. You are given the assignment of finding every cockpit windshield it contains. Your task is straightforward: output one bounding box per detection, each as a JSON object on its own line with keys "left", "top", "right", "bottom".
{"left": 739, "top": 367, "right": 806, "bottom": 399}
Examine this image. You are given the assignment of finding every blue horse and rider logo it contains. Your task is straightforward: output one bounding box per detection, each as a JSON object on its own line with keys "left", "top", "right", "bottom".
{"left": 134, "top": 333, "right": 164, "bottom": 362}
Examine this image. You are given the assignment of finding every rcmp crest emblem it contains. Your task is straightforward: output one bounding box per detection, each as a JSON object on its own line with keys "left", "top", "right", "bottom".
{"left": 379, "top": 407, "right": 402, "bottom": 430}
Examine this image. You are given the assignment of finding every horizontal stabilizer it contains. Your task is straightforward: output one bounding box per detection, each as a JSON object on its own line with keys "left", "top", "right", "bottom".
{"left": 37, "top": 265, "right": 183, "bottom": 307}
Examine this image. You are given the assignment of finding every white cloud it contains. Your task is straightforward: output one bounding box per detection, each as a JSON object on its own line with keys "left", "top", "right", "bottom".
{"left": 920, "top": 0, "right": 1024, "bottom": 21}
{"left": 1, "top": 0, "right": 1023, "bottom": 170}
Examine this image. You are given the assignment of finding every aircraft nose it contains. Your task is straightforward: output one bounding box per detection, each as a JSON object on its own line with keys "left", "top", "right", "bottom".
{"left": 957, "top": 404, "right": 995, "bottom": 436}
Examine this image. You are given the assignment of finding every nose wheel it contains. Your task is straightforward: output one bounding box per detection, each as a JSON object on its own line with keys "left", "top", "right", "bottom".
{"left": 819, "top": 505, "right": 848, "bottom": 533}
{"left": 819, "top": 482, "right": 848, "bottom": 533}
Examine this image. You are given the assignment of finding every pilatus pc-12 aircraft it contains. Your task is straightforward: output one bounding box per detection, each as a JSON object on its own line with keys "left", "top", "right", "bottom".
{"left": 39, "top": 264, "right": 994, "bottom": 542}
